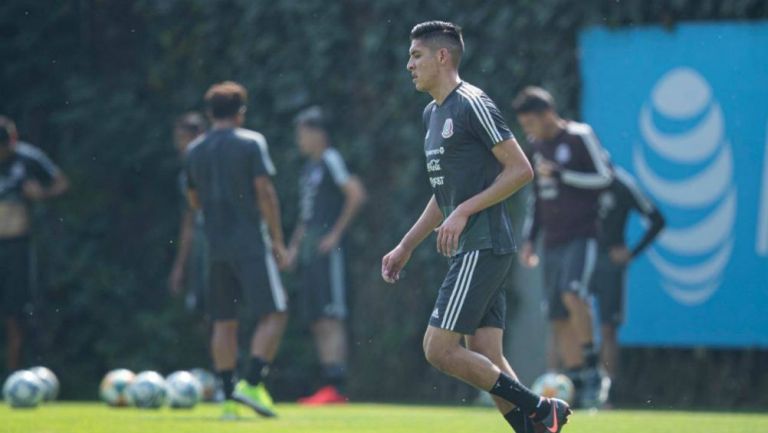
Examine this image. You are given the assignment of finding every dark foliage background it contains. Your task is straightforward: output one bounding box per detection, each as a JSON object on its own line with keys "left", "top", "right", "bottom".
{"left": 1, "top": 0, "right": 766, "bottom": 407}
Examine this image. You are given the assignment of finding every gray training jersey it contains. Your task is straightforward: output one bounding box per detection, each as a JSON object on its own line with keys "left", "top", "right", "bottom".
{"left": 185, "top": 127, "right": 276, "bottom": 260}
{"left": 423, "top": 81, "right": 517, "bottom": 256}
{"left": 299, "top": 147, "right": 349, "bottom": 233}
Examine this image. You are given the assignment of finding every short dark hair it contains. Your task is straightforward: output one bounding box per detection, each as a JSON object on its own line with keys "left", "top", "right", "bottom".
{"left": 410, "top": 21, "right": 464, "bottom": 66}
{"left": 204, "top": 81, "right": 248, "bottom": 119}
{"left": 175, "top": 111, "right": 207, "bottom": 135}
{"left": 512, "top": 86, "right": 556, "bottom": 114}
{"left": 294, "top": 106, "right": 327, "bottom": 131}
{"left": 0, "top": 115, "right": 17, "bottom": 146}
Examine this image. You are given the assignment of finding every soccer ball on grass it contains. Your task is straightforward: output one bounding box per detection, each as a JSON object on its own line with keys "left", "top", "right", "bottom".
{"left": 100, "top": 369, "right": 135, "bottom": 407}
{"left": 166, "top": 371, "right": 203, "bottom": 409}
{"left": 3, "top": 370, "right": 46, "bottom": 408}
{"left": 127, "top": 371, "right": 167, "bottom": 409}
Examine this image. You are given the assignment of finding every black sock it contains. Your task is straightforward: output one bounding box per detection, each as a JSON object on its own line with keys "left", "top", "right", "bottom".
{"left": 322, "top": 364, "right": 347, "bottom": 392}
{"left": 218, "top": 370, "right": 234, "bottom": 399}
{"left": 503, "top": 407, "right": 534, "bottom": 433}
{"left": 583, "top": 342, "right": 599, "bottom": 369}
{"left": 247, "top": 357, "right": 269, "bottom": 386}
{"left": 565, "top": 367, "right": 584, "bottom": 390}
{"left": 489, "top": 373, "right": 545, "bottom": 417}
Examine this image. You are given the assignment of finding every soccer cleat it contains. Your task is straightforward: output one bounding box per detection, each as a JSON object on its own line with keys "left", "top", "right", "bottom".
{"left": 220, "top": 400, "right": 240, "bottom": 420}
{"left": 579, "top": 367, "right": 605, "bottom": 409}
{"left": 532, "top": 398, "right": 572, "bottom": 433}
{"left": 232, "top": 380, "right": 277, "bottom": 418}
{"left": 297, "top": 385, "right": 349, "bottom": 405}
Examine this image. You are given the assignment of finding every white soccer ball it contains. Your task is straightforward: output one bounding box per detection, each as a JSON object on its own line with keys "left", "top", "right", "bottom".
{"left": 3, "top": 370, "right": 46, "bottom": 408}
{"left": 127, "top": 371, "right": 167, "bottom": 409}
{"left": 190, "top": 368, "right": 218, "bottom": 402}
{"left": 531, "top": 372, "right": 575, "bottom": 404}
{"left": 100, "top": 369, "right": 135, "bottom": 407}
{"left": 166, "top": 371, "right": 203, "bottom": 409}
{"left": 29, "top": 366, "right": 60, "bottom": 402}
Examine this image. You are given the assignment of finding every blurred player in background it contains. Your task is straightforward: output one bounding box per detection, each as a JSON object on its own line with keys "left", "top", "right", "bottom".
{"left": 169, "top": 112, "right": 208, "bottom": 311}
{"left": 185, "top": 82, "right": 289, "bottom": 419}
{"left": 514, "top": 86, "right": 612, "bottom": 408}
{"left": 592, "top": 165, "right": 664, "bottom": 404}
{"left": 285, "top": 106, "right": 366, "bottom": 405}
{"left": 0, "top": 115, "right": 68, "bottom": 372}
{"left": 382, "top": 21, "right": 571, "bottom": 433}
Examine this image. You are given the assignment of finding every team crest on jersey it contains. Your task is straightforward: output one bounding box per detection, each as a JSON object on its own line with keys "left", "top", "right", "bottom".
{"left": 555, "top": 143, "right": 572, "bottom": 164}
{"left": 441, "top": 118, "right": 454, "bottom": 139}
{"left": 598, "top": 191, "right": 616, "bottom": 216}
{"left": 11, "top": 162, "right": 25, "bottom": 179}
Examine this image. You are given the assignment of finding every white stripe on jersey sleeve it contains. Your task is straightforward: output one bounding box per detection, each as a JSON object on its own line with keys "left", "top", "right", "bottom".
{"left": 457, "top": 87, "right": 503, "bottom": 144}
{"left": 560, "top": 122, "right": 612, "bottom": 189}
{"left": 16, "top": 142, "right": 61, "bottom": 177}
{"left": 458, "top": 87, "right": 503, "bottom": 144}
{"left": 322, "top": 148, "right": 350, "bottom": 186}
{"left": 615, "top": 166, "right": 656, "bottom": 214}
{"left": 236, "top": 129, "right": 277, "bottom": 176}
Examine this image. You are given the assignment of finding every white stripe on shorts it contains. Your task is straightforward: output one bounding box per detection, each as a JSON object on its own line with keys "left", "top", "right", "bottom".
{"left": 264, "top": 252, "right": 287, "bottom": 312}
{"left": 261, "top": 222, "right": 287, "bottom": 312}
{"left": 442, "top": 250, "right": 479, "bottom": 331}
{"left": 448, "top": 251, "right": 479, "bottom": 331}
{"left": 579, "top": 239, "right": 598, "bottom": 298}
{"left": 329, "top": 248, "right": 347, "bottom": 317}
{"left": 440, "top": 252, "right": 471, "bottom": 329}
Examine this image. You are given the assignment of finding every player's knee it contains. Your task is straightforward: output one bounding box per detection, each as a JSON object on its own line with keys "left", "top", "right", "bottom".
{"left": 423, "top": 340, "right": 454, "bottom": 371}
{"left": 270, "top": 311, "right": 289, "bottom": 326}
{"left": 561, "top": 291, "right": 584, "bottom": 310}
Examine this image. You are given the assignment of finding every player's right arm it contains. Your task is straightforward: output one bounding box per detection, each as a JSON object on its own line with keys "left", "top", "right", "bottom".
{"left": 381, "top": 195, "right": 443, "bottom": 283}
{"left": 519, "top": 175, "right": 541, "bottom": 268}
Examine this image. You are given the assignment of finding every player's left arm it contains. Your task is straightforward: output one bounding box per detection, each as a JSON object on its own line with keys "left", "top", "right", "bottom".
{"left": 631, "top": 208, "right": 665, "bottom": 258}
{"left": 554, "top": 125, "right": 612, "bottom": 190}
{"left": 318, "top": 176, "right": 367, "bottom": 253}
{"left": 436, "top": 137, "right": 533, "bottom": 256}
{"left": 625, "top": 174, "right": 666, "bottom": 258}
{"left": 22, "top": 151, "right": 69, "bottom": 201}
{"left": 318, "top": 149, "right": 368, "bottom": 253}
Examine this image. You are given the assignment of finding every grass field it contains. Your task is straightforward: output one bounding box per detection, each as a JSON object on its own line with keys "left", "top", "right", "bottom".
{"left": 2, "top": 402, "right": 767, "bottom": 433}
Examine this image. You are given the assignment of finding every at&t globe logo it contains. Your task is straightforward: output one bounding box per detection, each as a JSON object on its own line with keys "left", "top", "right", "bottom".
{"left": 633, "top": 67, "right": 736, "bottom": 306}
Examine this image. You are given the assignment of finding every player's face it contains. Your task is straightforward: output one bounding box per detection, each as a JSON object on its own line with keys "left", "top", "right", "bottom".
{"left": 296, "top": 124, "right": 326, "bottom": 157}
{"left": 174, "top": 127, "right": 197, "bottom": 155}
{"left": 517, "top": 112, "right": 548, "bottom": 141}
{"left": 407, "top": 39, "right": 439, "bottom": 92}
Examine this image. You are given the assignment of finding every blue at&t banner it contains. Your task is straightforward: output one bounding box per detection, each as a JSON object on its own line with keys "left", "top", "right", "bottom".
{"left": 580, "top": 22, "right": 768, "bottom": 347}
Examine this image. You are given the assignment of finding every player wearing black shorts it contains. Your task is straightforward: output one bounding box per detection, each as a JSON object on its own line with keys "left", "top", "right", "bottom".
{"left": 381, "top": 22, "right": 571, "bottom": 433}
{"left": 514, "top": 87, "right": 613, "bottom": 408}
{"left": 592, "top": 166, "right": 664, "bottom": 397}
{"left": 186, "top": 82, "right": 288, "bottom": 419}
{"left": 0, "top": 116, "right": 68, "bottom": 372}
{"left": 285, "top": 106, "right": 366, "bottom": 404}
